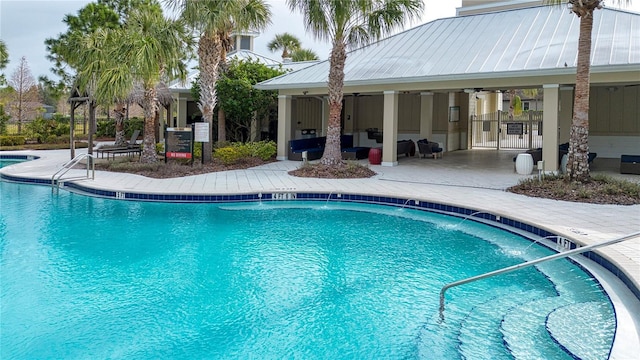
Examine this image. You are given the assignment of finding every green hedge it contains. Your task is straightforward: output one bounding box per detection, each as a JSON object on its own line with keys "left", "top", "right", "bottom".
{"left": 213, "top": 141, "right": 276, "bottom": 165}
{"left": 96, "top": 118, "right": 144, "bottom": 138}
{"left": 0, "top": 135, "right": 26, "bottom": 146}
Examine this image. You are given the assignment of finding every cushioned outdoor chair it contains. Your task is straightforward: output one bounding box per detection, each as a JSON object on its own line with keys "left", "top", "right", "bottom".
{"left": 417, "top": 139, "right": 443, "bottom": 159}
{"left": 96, "top": 130, "right": 141, "bottom": 159}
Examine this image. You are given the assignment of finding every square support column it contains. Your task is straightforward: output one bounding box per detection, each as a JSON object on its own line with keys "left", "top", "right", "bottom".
{"left": 170, "top": 95, "right": 187, "bottom": 128}
{"left": 419, "top": 92, "right": 434, "bottom": 140}
{"left": 542, "top": 84, "right": 560, "bottom": 172}
{"left": 382, "top": 91, "right": 399, "bottom": 167}
{"left": 321, "top": 96, "right": 329, "bottom": 137}
{"left": 277, "top": 95, "right": 292, "bottom": 160}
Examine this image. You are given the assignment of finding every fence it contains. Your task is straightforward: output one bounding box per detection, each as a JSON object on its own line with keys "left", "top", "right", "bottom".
{"left": 471, "top": 111, "right": 543, "bottom": 150}
{"left": 4, "top": 119, "right": 90, "bottom": 137}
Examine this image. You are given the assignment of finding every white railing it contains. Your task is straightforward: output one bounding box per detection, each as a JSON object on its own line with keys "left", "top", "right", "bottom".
{"left": 439, "top": 231, "right": 640, "bottom": 322}
{"left": 51, "top": 153, "right": 95, "bottom": 191}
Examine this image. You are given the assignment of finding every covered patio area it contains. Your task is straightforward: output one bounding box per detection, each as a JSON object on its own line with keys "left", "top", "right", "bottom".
{"left": 256, "top": 5, "right": 640, "bottom": 173}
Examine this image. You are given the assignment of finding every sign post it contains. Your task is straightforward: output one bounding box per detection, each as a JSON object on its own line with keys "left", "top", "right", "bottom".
{"left": 164, "top": 127, "right": 194, "bottom": 165}
{"left": 194, "top": 122, "right": 210, "bottom": 164}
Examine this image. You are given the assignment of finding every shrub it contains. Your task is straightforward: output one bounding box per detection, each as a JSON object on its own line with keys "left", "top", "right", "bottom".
{"left": 248, "top": 140, "right": 277, "bottom": 160}
{"left": 20, "top": 117, "right": 70, "bottom": 143}
{"left": 212, "top": 141, "right": 277, "bottom": 164}
{"left": 96, "top": 118, "right": 144, "bottom": 138}
{"left": 0, "top": 135, "right": 26, "bottom": 146}
{"left": 156, "top": 142, "right": 165, "bottom": 155}
{"left": 213, "top": 146, "right": 242, "bottom": 165}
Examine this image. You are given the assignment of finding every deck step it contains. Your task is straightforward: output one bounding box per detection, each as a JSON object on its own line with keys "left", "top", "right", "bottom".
{"left": 546, "top": 302, "right": 615, "bottom": 360}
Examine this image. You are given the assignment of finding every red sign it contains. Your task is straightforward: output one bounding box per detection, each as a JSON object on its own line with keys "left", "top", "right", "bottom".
{"left": 166, "top": 152, "right": 192, "bottom": 159}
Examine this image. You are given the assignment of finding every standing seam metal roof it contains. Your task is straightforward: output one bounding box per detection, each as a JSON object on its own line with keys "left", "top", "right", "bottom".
{"left": 256, "top": 6, "right": 640, "bottom": 89}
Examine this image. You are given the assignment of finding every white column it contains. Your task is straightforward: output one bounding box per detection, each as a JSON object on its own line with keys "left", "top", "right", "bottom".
{"left": 559, "top": 86, "right": 574, "bottom": 143}
{"left": 177, "top": 95, "right": 187, "bottom": 127}
{"left": 321, "top": 96, "right": 329, "bottom": 136}
{"left": 277, "top": 95, "right": 292, "bottom": 161}
{"left": 419, "top": 92, "right": 434, "bottom": 140}
{"left": 382, "top": 91, "right": 399, "bottom": 166}
{"left": 542, "top": 84, "right": 560, "bottom": 172}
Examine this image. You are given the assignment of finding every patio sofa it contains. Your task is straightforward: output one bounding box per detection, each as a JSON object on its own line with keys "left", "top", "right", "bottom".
{"left": 620, "top": 155, "right": 640, "bottom": 175}
{"left": 289, "top": 135, "right": 366, "bottom": 161}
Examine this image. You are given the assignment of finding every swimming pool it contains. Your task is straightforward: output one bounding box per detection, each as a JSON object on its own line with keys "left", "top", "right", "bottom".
{"left": 0, "top": 180, "right": 616, "bottom": 359}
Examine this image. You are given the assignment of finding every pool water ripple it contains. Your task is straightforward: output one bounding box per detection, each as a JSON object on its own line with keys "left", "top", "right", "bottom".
{"left": 0, "top": 182, "right": 615, "bottom": 359}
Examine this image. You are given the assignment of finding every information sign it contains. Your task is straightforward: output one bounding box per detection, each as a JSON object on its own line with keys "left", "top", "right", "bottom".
{"left": 165, "top": 127, "right": 193, "bottom": 159}
{"left": 194, "top": 122, "right": 210, "bottom": 143}
{"left": 506, "top": 122, "right": 524, "bottom": 135}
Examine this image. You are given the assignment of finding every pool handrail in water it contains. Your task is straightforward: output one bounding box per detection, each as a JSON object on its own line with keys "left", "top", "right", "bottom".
{"left": 439, "top": 230, "right": 640, "bottom": 322}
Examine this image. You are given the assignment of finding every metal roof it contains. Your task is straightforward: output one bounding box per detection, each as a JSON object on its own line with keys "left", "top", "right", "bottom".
{"left": 255, "top": 6, "right": 640, "bottom": 90}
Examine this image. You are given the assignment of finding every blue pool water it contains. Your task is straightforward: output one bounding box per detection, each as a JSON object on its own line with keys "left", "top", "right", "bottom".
{"left": 0, "top": 180, "right": 615, "bottom": 359}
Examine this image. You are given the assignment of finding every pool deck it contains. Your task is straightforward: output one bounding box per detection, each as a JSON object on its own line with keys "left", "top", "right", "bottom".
{"left": 2, "top": 148, "right": 640, "bottom": 356}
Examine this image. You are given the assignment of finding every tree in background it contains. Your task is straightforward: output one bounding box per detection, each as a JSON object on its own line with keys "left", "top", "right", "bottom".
{"left": 267, "top": 32, "right": 319, "bottom": 62}
{"left": 0, "top": 40, "right": 8, "bottom": 86}
{"left": 545, "top": 0, "right": 631, "bottom": 181}
{"left": 46, "top": 0, "right": 157, "bottom": 148}
{"left": 8, "top": 57, "right": 40, "bottom": 133}
{"left": 38, "top": 76, "right": 66, "bottom": 108}
{"left": 286, "top": 0, "right": 423, "bottom": 166}
{"left": 291, "top": 48, "right": 319, "bottom": 62}
{"left": 216, "top": 59, "right": 284, "bottom": 141}
{"left": 167, "top": 0, "right": 271, "bottom": 161}
{"left": 267, "top": 32, "right": 301, "bottom": 59}
{"left": 72, "top": 2, "right": 191, "bottom": 163}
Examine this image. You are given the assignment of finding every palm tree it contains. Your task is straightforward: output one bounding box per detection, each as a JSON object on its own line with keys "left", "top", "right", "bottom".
{"left": 166, "top": 0, "right": 271, "bottom": 162}
{"left": 0, "top": 40, "right": 8, "bottom": 86}
{"left": 287, "top": 0, "right": 423, "bottom": 166}
{"left": 267, "top": 32, "right": 302, "bottom": 59}
{"left": 291, "top": 48, "right": 319, "bottom": 62}
{"left": 74, "top": 4, "right": 191, "bottom": 163}
{"left": 545, "top": 0, "right": 630, "bottom": 181}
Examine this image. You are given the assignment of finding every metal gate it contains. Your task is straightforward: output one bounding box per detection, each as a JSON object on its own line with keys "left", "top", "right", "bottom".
{"left": 471, "top": 111, "right": 543, "bottom": 150}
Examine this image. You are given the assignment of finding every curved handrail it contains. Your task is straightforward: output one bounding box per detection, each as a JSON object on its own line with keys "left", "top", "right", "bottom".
{"left": 438, "top": 231, "right": 640, "bottom": 322}
{"left": 51, "top": 153, "right": 95, "bottom": 191}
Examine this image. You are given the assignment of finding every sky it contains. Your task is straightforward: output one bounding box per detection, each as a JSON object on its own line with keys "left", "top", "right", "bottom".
{"left": 1, "top": 0, "right": 639, "bottom": 83}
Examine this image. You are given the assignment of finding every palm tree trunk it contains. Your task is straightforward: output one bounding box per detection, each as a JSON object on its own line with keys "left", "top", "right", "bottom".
{"left": 567, "top": 9, "right": 593, "bottom": 182}
{"left": 140, "top": 85, "right": 158, "bottom": 163}
{"left": 198, "top": 33, "right": 221, "bottom": 162}
{"left": 321, "top": 39, "right": 347, "bottom": 166}
{"left": 114, "top": 102, "right": 126, "bottom": 147}
{"left": 88, "top": 101, "right": 96, "bottom": 155}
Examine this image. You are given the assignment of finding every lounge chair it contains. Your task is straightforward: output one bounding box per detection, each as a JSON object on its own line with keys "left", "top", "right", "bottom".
{"left": 96, "top": 130, "right": 141, "bottom": 159}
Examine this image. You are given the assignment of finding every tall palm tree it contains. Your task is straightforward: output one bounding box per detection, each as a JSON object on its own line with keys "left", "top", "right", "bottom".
{"left": 287, "top": 0, "right": 423, "bottom": 166}
{"left": 0, "top": 40, "right": 8, "bottom": 86}
{"left": 74, "top": 3, "right": 191, "bottom": 163}
{"left": 291, "top": 48, "right": 319, "bottom": 62}
{"left": 166, "top": 0, "right": 271, "bottom": 162}
{"left": 545, "top": 0, "right": 630, "bottom": 181}
{"left": 267, "top": 32, "right": 302, "bottom": 59}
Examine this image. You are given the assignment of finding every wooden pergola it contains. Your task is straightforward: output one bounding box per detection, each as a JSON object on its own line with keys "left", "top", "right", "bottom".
{"left": 67, "top": 82, "right": 172, "bottom": 160}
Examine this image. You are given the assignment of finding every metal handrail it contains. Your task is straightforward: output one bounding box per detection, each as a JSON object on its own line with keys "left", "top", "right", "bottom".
{"left": 438, "top": 231, "right": 640, "bottom": 322}
{"left": 51, "top": 153, "right": 95, "bottom": 191}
